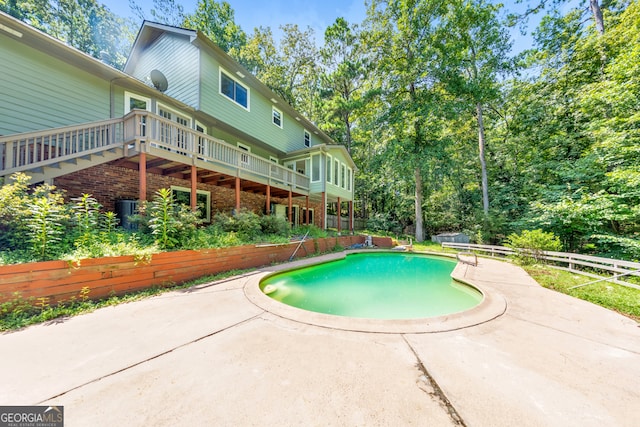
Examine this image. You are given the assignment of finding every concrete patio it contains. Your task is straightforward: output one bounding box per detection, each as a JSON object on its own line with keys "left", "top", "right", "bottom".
{"left": 1, "top": 253, "right": 639, "bottom": 426}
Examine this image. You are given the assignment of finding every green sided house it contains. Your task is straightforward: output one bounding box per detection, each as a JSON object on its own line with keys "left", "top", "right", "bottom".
{"left": 0, "top": 13, "right": 356, "bottom": 231}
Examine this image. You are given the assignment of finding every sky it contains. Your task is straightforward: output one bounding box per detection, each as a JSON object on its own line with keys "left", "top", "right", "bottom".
{"left": 99, "top": 0, "right": 569, "bottom": 55}
{"left": 103, "top": 0, "right": 368, "bottom": 42}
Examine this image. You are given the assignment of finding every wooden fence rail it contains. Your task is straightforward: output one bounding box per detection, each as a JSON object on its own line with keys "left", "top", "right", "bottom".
{"left": 441, "top": 242, "right": 640, "bottom": 290}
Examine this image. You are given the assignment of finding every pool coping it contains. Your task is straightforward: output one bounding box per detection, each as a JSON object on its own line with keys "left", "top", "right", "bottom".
{"left": 243, "top": 250, "right": 507, "bottom": 334}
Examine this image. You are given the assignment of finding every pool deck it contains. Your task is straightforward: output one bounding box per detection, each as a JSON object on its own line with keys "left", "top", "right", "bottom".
{"left": 1, "top": 252, "right": 639, "bottom": 426}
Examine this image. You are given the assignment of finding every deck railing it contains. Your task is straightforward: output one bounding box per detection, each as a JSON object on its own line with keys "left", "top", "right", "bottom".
{"left": 125, "top": 111, "right": 309, "bottom": 191}
{"left": 441, "top": 242, "right": 640, "bottom": 290}
{"left": 1, "top": 111, "right": 310, "bottom": 191}
{"left": 0, "top": 118, "right": 125, "bottom": 173}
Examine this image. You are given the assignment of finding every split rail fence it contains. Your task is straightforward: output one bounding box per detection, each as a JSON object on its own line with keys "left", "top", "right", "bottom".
{"left": 441, "top": 242, "right": 640, "bottom": 290}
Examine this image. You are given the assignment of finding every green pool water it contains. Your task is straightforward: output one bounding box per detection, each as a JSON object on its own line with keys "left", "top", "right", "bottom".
{"left": 260, "top": 252, "right": 482, "bottom": 319}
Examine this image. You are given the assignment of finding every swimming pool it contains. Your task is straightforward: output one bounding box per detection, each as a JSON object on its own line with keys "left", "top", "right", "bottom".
{"left": 259, "top": 252, "right": 482, "bottom": 320}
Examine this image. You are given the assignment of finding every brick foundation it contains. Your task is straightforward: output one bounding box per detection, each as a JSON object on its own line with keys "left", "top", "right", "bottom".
{"left": 54, "top": 163, "right": 325, "bottom": 227}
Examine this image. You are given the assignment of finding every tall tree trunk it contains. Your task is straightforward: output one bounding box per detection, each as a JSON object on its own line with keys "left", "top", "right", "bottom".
{"left": 477, "top": 102, "right": 489, "bottom": 216}
{"left": 590, "top": 0, "right": 605, "bottom": 35}
{"left": 415, "top": 166, "right": 424, "bottom": 242}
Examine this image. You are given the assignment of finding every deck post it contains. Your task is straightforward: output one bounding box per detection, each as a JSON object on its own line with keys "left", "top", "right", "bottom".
{"left": 288, "top": 190, "right": 293, "bottom": 224}
{"left": 337, "top": 197, "right": 341, "bottom": 234}
{"left": 190, "top": 165, "right": 197, "bottom": 211}
{"left": 139, "top": 150, "right": 147, "bottom": 202}
{"left": 235, "top": 177, "right": 241, "bottom": 211}
{"left": 349, "top": 201, "right": 353, "bottom": 233}
{"left": 265, "top": 185, "right": 271, "bottom": 215}
{"left": 305, "top": 196, "right": 309, "bottom": 225}
{"left": 321, "top": 192, "right": 326, "bottom": 230}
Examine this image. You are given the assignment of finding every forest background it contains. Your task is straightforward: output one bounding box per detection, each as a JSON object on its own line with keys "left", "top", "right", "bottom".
{"left": 1, "top": 0, "right": 639, "bottom": 260}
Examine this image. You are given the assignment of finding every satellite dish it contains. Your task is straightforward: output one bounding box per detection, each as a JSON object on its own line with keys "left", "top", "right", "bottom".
{"left": 149, "top": 69, "right": 168, "bottom": 92}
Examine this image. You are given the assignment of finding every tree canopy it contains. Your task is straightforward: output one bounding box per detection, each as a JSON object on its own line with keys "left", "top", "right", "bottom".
{"left": 3, "top": 0, "right": 639, "bottom": 258}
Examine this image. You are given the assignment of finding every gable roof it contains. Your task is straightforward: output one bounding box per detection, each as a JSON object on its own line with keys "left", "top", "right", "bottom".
{"left": 126, "top": 21, "right": 339, "bottom": 148}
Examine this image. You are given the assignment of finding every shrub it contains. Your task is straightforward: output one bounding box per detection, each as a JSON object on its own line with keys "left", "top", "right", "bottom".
{"left": 505, "top": 229, "right": 562, "bottom": 264}
{"left": 25, "top": 184, "right": 69, "bottom": 261}
{"left": 260, "top": 214, "right": 290, "bottom": 236}
{"left": 145, "top": 188, "right": 201, "bottom": 250}
{"left": 213, "top": 209, "right": 262, "bottom": 241}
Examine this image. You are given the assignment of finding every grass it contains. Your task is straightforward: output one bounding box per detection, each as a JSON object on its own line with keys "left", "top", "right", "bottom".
{"left": 0, "top": 268, "right": 253, "bottom": 332}
{"left": 524, "top": 264, "right": 640, "bottom": 322}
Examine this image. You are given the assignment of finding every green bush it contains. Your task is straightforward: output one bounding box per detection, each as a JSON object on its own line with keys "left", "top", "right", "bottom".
{"left": 505, "top": 229, "right": 562, "bottom": 264}
{"left": 213, "top": 209, "right": 262, "bottom": 241}
{"left": 260, "top": 214, "right": 290, "bottom": 236}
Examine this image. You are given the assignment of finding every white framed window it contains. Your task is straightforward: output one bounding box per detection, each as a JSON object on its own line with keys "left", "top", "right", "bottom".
{"left": 220, "top": 68, "right": 249, "bottom": 110}
{"left": 326, "top": 155, "right": 332, "bottom": 184}
{"left": 272, "top": 106, "right": 283, "bottom": 128}
{"left": 171, "top": 186, "right": 211, "bottom": 222}
{"left": 341, "top": 163, "right": 346, "bottom": 189}
{"left": 237, "top": 142, "right": 250, "bottom": 165}
{"left": 124, "top": 92, "right": 151, "bottom": 113}
{"left": 157, "top": 103, "right": 191, "bottom": 150}
{"left": 311, "top": 154, "right": 320, "bottom": 182}
{"left": 304, "top": 130, "right": 311, "bottom": 147}
{"left": 347, "top": 168, "right": 352, "bottom": 191}
{"left": 334, "top": 159, "right": 340, "bottom": 186}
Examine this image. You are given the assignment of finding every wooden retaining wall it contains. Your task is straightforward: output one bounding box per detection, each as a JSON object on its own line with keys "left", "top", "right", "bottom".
{"left": 0, "top": 236, "right": 393, "bottom": 305}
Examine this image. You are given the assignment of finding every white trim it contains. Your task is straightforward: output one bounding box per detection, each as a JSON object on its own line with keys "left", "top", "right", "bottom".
{"left": 334, "top": 158, "right": 340, "bottom": 186}
{"left": 195, "top": 120, "right": 207, "bottom": 133}
{"left": 219, "top": 67, "right": 250, "bottom": 111}
{"left": 272, "top": 106, "right": 283, "bottom": 128}
{"left": 170, "top": 185, "right": 211, "bottom": 222}
{"left": 304, "top": 129, "right": 311, "bottom": 147}
{"left": 326, "top": 154, "right": 332, "bottom": 184}
{"left": 311, "top": 153, "right": 321, "bottom": 183}
{"left": 237, "top": 142, "right": 251, "bottom": 165}
{"left": 270, "top": 156, "right": 279, "bottom": 164}
{"left": 124, "top": 91, "right": 151, "bottom": 114}
{"left": 157, "top": 102, "right": 192, "bottom": 127}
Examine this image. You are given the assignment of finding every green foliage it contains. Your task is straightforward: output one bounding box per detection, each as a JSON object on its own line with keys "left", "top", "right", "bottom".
{"left": 366, "top": 212, "right": 402, "bottom": 235}
{"left": 0, "top": 173, "right": 31, "bottom": 250}
{"left": 259, "top": 214, "right": 290, "bottom": 236}
{"left": 525, "top": 264, "right": 640, "bottom": 321}
{"left": 292, "top": 224, "right": 327, "bottom": 239}
{"left": 505, "top": 229, "right": 562, "bottom": 264}
{"left": 25, "top": 184, "right": 69, "bottom": 261}
{"left": 146, "top": 188, "right": 201, "bottom": 250}
{"left": 0, "top": 268, "right": 254, "bottom": 331}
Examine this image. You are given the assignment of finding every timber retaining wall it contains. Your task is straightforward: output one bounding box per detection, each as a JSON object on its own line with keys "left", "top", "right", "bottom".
{"left": 0, "top": 236, "right": 393, "bottom": 304}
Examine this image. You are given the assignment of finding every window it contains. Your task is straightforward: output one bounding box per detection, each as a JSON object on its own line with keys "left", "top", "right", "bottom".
{"left": 334, "top": 159, "right": 340, "bottom": 186}
{"left": 124, "top": 92, "right": 150, "bottom": 136}
{"left": 124, "top": 92, "right": 150, "bottom": 113}
{"left": 304, "top": 130, "right": 311, "bottom": 147}
{"left": 237, "top": 143, "right": 250, "bottom": 165}
{"left": 326, "top": 155, "right": 332, "bottom": 183}
{"left": 171, "top": 186, "right": 211, "bottom": 222}
{"left": 158, "top": 104, "right": 191, "bottom": 151}
{"left": 272, "top": 107, "right": 283, "bottom": 128}
{"left": 311, "top": 154, "right": 320, "bottom": 182}
{"left": 341, "top": 163, "right": 346, "bottom": 189}
{"left": 220, "top": 69, "right": 249, "bottom": 109}
{"left": 347, "top": 168, "right": 352, "bottom": 191}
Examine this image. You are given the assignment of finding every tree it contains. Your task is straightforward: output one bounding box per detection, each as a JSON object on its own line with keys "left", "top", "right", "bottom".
{"left": 319, "top": 18, "right": 369, "bottom": 154}
{"left": 2, "top": 0, "right": 134, "bottom": 69}
{"left": 434, "top": 0, "right": 513, "bottom": 217}
{"left": 366, "top": 0, "right": 450, "bottom": 242}
{"left": 183, "top": 0, "right": 246, "bottom": 57}
{"left": 129, "top": 0, "right": 185, "bottom": 26}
